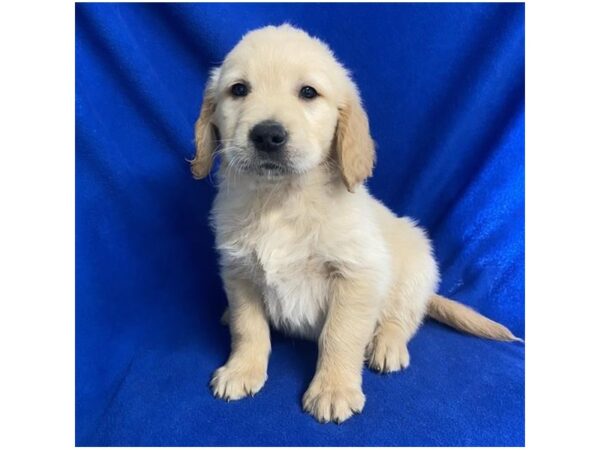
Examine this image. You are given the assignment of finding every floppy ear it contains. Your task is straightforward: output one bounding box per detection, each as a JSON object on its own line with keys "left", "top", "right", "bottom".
{"left": 335, "top": 84, "right": 376, "bottom": 192}
{"left": 190, "top": 70, "right": 219, "bottom": 179}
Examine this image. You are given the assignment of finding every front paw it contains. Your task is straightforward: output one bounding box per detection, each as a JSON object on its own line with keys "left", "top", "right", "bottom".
{"left": 210, "top": 360, "right": 267, "bottom": 401}
{"left": 302, "top": 375, "right": 365, "bottom": 424}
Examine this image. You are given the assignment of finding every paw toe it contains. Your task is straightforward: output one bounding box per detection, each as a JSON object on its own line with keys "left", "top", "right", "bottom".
{"left": 367, "top": 338, "right": 410, "bottom": 373}
{"left": 303, "top": 383, "right": 365, "bottom": 424}
{"left": 210, "top": 363, "right": 266, "bottom": 401}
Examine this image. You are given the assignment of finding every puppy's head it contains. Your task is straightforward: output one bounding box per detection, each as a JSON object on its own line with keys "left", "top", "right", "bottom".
{"left": 191, "top": 25, "right": 375, "bottom": 192}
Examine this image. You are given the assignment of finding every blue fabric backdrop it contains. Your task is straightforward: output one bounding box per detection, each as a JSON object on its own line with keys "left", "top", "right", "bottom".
{"left": 76, "top": 2, "right": 524, "bottom": 446}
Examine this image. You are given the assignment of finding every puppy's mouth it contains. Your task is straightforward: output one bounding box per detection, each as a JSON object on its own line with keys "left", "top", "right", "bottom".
{"left": 259, "top": 162, "right": 281, "bottom": 171}
{"left": 224, "top": 142, "right": 299, "bottom": 177}
{"left": 254, "top": 160, "right": 291, "bottom": 176}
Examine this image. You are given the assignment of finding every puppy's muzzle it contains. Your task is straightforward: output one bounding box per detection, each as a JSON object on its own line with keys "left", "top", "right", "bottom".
{"left": 249, "top": 120, "right": 288, "bottom": 153}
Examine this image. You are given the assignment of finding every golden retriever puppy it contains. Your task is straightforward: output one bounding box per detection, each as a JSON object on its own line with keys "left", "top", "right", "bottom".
{"left": 191, "top": 24, "right": 520, "bottom": 424}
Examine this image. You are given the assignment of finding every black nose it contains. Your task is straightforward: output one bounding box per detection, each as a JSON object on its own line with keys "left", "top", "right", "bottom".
{"left": 249, "top": 120, "right": 288, "bottom": 152}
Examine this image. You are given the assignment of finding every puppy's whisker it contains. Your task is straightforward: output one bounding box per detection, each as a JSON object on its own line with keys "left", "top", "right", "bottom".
{"left": 223, "top": 152, "right": 241, "bottom": 193}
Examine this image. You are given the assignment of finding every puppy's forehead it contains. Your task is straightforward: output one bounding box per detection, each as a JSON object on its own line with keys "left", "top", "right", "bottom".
{"left": 220, "top": 25, "right": 344, "bottom": 90}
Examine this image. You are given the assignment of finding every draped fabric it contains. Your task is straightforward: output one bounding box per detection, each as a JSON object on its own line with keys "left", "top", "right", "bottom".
{"left": 76, "top": 3, "right": 524, "bottom": 446}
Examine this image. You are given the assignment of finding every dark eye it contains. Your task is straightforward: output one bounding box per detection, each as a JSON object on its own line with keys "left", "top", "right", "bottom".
{"left": 230, "top": 83, "right": 248, "bottom": 97}
{"left": 299, "top": 85, "right": 318, "bottom": 100}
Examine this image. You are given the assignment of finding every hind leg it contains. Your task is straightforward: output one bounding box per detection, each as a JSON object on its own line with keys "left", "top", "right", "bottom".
{"left": 366, "top": 236, "right": 438, "bottom": 372}
{"left": 366, "top": 286, "right": 427, "bottom": 373}
{"left": 367, "top": 320, "right": 412, "bottom": 372}
{"left": 366, "top": 218, "right": 439, "bottom": 373}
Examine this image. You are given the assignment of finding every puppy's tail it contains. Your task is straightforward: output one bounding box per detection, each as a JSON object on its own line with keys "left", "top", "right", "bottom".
{"left": 427, "top": 294, "right": 523, "bottom": 342}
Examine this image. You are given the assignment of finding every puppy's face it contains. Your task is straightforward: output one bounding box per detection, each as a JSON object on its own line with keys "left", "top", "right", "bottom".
{"left": 192, "top": 25, "right": 375, "bottom": 191}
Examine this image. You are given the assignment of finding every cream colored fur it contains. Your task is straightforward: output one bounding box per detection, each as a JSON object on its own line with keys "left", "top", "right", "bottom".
{"left": 191, "top": 25, "right": 520, "bottom": 424}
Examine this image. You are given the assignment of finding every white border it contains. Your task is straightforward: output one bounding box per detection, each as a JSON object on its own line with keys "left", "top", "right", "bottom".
{"left": 1, "top": 0, "right": 74, "bottom": 449}
{"left": 2, "top": 1, "right": 600, "bottom": 449}
{"left": 526, "top": 0, "right": 600, "bottom": 449}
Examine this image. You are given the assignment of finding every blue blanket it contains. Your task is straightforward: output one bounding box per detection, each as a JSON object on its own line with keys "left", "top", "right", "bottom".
{"left": 76, "top": 3, "right": 524, "bottom": 446}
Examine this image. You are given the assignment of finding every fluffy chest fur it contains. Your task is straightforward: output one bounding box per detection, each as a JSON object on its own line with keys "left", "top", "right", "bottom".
{"left": 211, "top": 178, "right": 339, "bottom": 339}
